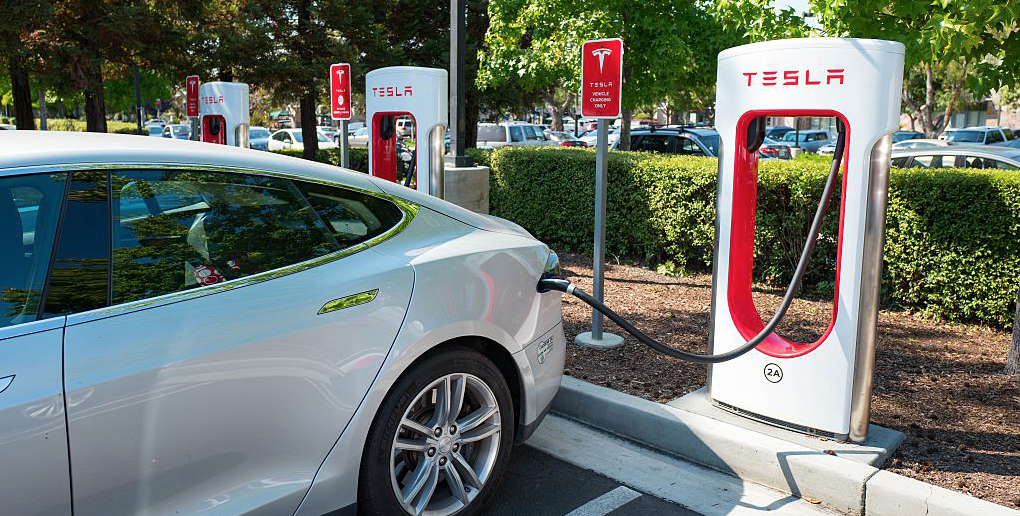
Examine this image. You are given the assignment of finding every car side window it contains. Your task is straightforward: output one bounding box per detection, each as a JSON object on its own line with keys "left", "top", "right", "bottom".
{"left": 0, "top": 173, "right": 67, "bottom": 328}
{"left": 294, "top": 181, "right": 404, "bottom": 248}
{"left": 990, "top": 159, "right": 1019, "bottom": 171}
{"left": 910, "top": 155, "right": 943, "bottom": 168}
{"left": 959, "top": 155, "right": 987, "bottom": 169}
{"left": 633, "top": 135, "right": 671, "bottom": 153}
{"left": 891, "top": 157, "right": 911, "bottom": 167}
{"left": 677, "top": 137, "right": 705, "bottom": 156}
{"left": 109, "top": 170, "right": 340, "bottom": 305}
{"left": 986, "top": 131, "right": 1004, "bottom": 144}
{"left": 509, "top": 126, "right": 524, "bottom": 143}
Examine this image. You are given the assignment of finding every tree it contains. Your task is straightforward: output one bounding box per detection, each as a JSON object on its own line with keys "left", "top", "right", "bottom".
{"left": 810, "top": 0, "right": 1020, "bottom": 137}
{"left": 478, "top": 0, "right": 732, "bottom": 146}
{"left": 0, "top": 0, "right": 52, "bottom": 129}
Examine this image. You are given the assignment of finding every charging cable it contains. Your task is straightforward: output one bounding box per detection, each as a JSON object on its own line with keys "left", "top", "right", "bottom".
{"left": 537, "top": 120, "right": 847, "bottom": 364}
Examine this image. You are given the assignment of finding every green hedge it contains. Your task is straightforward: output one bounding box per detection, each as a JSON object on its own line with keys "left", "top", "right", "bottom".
{"left": 487, "top": 147, "right": 1020, "bottom": 329}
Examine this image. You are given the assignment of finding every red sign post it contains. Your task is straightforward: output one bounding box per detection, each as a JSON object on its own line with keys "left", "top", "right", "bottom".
{"left": 580, "top": 38, "right": 623, "bottom": 119}
{"left": 330, "top": 63, "right": 352, "bottom": 120}
{"left": 186, "top": 75, "right": 200, "bottom": 117}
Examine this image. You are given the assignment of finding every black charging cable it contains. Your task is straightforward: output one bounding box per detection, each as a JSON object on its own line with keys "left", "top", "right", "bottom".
{"left": 537, "top": 120, "right": 847, "bottom": 364}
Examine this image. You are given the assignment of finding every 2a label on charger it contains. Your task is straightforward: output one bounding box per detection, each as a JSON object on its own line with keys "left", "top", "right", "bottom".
{"left": 764, "top": 363, "right": 783, "bottom": 383}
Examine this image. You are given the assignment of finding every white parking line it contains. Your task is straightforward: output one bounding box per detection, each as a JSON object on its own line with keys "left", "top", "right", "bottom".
{"left": 563, "top": 486, "right": 642, "bottom": 516}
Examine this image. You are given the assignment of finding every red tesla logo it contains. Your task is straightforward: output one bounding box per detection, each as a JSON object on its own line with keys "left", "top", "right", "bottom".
{"left": 742, "top": 69, "right": 845, "bottom": 87}
{"left": 371, "top": 86, "right": 413, "bottom": 98}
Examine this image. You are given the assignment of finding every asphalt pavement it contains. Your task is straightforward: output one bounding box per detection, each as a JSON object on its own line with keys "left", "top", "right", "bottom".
{"left": 486, "top": 445, "right": 699, "bottom": 516}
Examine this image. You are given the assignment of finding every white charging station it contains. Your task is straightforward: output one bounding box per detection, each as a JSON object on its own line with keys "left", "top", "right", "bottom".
{"left": 366, "top": 66, "right": 448, "bottom": 197}
{"left": 198, "top": 81, "right": 250, "bottom": 148}
{"left": 708, "top": 38, "right": 904, "bottom": 442}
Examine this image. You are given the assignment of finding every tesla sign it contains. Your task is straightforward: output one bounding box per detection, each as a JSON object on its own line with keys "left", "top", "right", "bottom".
{"left": 186, "top": 75, "right": 200, "bottom": 117}
{"left": 330, "top": 63, "right": 352, "bottom": 120}
{"left": 581, "top": 38, "right": 623, "bottom": 119}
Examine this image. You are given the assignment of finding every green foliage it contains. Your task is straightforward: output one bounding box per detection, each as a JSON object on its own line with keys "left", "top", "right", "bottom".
{"left": 486, "top": 147, "right": 1020, "bottom": 329}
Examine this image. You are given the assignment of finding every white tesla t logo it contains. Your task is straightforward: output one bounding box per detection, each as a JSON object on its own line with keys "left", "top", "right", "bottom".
{"left": 591, "top": 48, "right": 612, "bottom": 73}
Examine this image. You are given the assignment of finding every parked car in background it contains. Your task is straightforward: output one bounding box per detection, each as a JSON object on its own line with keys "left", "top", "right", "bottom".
{"left": 317, "top": 125, "right": 340, "bottom": 141}
{"left": 546, "top": 131, "right": 588, "bottom": 147}
{"left": 1003, "top": 138, "right": 1020, "bottom": 149}
{"left": 891, "top": 146, "right": 1020, "bottom": 170}
{"left": 891, "top": 130, "right": 925, "bottom": 143}
{"left": 611, "top": 127, "right": 718, "bottom": 157}
{"left": 759, "top": 138, "right": 792, "bottom": 159}
{"left": 939, "top": 126, "right": 1010, "bottom": 146}
{"left": 249, "top": 126, "right": 272, "bottom": 150}
{"left": 891, "top": 138, "right": 955, "bottom": 150}
{"left": 348, "top": 126, "right": 370, "bottom": 147}
{"left": 395, "top": 116, "right": 415, "bottom": 137}
{"left": 579, "top": 127, "right": 621, "bottom": 148}
{"left": 267, "top": 129, "right": 338, "bottom": 151}
{"left": 765, "top": 126, "right": 794, "bottom": 140}
{"left": 161, "top": 124, "right": 191, "bottom": 140}
{"left": 145, "top": 124, "right": 164, "bottom": 137}
{"left": 0, "top": 131, "right": 563, "bottom": 516}
{"left": 346, "top": 122, "right": 366, "bottom": 134}
{"left": 0, "top": 124, "right": 16, "bottom": 130}
{"left": 144, "top": 118, "right": 166, "bottom": 127}
{"left": 780, "top": 129, "right": 832, "bottom": 153}
{"left": 476, "top": 122, "right": 555, "bottom": 149}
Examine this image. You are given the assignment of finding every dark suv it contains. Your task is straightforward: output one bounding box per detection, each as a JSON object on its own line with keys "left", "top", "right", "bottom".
{"left": 611, "top": 127, "right": 719, "bottom": 157}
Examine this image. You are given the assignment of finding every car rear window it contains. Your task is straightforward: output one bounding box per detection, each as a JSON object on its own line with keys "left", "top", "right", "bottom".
{"left": 477, "top": 125, "right": 506, "bottom": 143}
{"left": 945, "top": 130, "right": 983, "bottom": 143}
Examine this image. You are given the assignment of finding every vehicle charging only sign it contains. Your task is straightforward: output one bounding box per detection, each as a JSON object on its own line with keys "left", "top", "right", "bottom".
{"left": 186, "top": 75, "right": 200, "bottom": 117}
{"left": 581, "top": 38, "right": 623, "bottom": 119}
{"left": 330, "top": 63, "right": 352, "bottom": 120}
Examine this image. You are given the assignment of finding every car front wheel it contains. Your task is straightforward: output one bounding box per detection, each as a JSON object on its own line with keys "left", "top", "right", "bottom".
{"left": 358, "top": 348, "right": 514, "bottom": 516}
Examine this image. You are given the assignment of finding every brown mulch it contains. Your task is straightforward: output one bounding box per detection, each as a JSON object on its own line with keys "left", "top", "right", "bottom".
{"left": 557, "top": 253, "right": 1020, "bottom": 508}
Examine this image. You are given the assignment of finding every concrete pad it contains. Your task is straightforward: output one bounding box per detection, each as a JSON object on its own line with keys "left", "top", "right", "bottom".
{"left": 866, "top": 470, "right": 1020, "bottom": 516}
{"left": 528, "top": 415, "right": 843, "bottom": 516}
{"left": 575, "top": 331, "right": 625, "bottom": 348}
{"left": 552, "top": 376, "right": 879, "bottom": 515}
{"left": 669, "top": 388, "right": 904, "bottom": 467}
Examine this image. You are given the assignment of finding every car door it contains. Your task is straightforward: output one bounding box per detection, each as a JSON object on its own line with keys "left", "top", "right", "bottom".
{"left": 60, "top": 168, "right": 414, "bottom": 516}
{"left": 0, "top": 171, "right": 73, "bottom": 516}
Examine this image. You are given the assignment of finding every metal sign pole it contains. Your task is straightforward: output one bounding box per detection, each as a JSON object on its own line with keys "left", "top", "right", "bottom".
{"left": 340, "top": 119, "right": 350, "bottom": 168}
{"left": 576, "top": 118, "right": 624, "bottom": 348}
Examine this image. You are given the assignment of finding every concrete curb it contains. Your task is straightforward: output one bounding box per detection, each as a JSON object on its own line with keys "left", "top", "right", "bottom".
{"left": 550, "top": 376, "right": 1020, "bottom": 516}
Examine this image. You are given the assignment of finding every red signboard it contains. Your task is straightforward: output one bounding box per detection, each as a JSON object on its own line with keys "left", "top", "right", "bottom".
{"left": 330, "top": 63, "right": 352, "bottom": 120}
{"left": 580, "top": 38, "right": 623, "bottom": 119}
{"left": 186, "top": 75, "right": 200, "bottom": 117}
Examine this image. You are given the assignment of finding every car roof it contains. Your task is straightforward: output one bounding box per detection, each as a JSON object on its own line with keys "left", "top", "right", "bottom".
{"left": 0, "top": 131, "right": 378, "bottom": 190}
{"left": 891, "top": 145, "right": 1020, "bottom": 160}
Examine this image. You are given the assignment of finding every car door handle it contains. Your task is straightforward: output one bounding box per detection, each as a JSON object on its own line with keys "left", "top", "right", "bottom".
{"left": 0, "top": 375, "right": 13, "bottom": 394}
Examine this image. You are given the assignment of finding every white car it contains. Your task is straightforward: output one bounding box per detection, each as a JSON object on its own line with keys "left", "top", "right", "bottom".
{"left": 475, "top": 122, "right": 557, "bottom": 149}
{"left": 579, "top": 128, "right": 620, "bottom": 148}
{"left": 268, "top": 128, "right": 338, "bottom": 151}
{"left": 349, "top": 126, "right": 370, "bottom": 147}
{"left": 0, "top": 131, "right": 565, "bottom": 516}
{"left": 891, "top": 138, "right": 955, "bottom": 150}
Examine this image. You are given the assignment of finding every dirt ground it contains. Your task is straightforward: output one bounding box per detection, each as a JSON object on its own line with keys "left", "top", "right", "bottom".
{"left": 556, "top": 254, "right": 1020, "bottom": 508}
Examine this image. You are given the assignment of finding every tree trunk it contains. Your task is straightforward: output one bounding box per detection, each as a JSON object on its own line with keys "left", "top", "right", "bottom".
{"left": 619, "top": 107, "right": 632, "bottom": 151}
{"left": 542, "top": 91, "right": 575, "bottom": 132}
{"left": 83, "top": 65, "right": 108, "bottom": 133}
{"left": 9, "top": 59, "right": 35, "bottom": 130}
{"left": 300, "top": 91, "right": 318, "bottom": 160}
{"left": 1007, "top": 284, "right": 1020, "bottom": 376}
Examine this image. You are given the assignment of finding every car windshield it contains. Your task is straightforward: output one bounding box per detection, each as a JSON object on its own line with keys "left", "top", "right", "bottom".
{"left": 944, "top": 130, "right": 983, "bottom": 143}
{"left": 250, "top": 128, "right": 270, "bottom": 139}
{"left": 172, "top": 126, "right": 190, "bottom": 136}
{"left": 477, "top": 125, "right": 507, "bottom": 143}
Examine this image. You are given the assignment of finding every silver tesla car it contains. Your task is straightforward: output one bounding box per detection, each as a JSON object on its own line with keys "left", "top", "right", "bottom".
{"left": 0, "top": 132, "right": 565, "bottom": 516}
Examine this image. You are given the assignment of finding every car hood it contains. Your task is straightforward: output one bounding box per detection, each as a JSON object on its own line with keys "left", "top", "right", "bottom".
{"left": 366, "top": 176, "right": 534, "bottom": 238}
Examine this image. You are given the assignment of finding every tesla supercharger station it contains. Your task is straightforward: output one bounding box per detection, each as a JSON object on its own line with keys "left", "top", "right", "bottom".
{"left": 366, "top": 66, "right": 448, "bottom": 197}
{"left": 198, "top": 81, "right": 250, "bottom": 148}
{"left": 709, "top": 38, "right": 904, "bottom": 442}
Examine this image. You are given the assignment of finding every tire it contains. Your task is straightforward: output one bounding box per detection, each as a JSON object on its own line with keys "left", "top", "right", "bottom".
{"left": 358, "top": 347, "right": 515, "bottom": 516}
